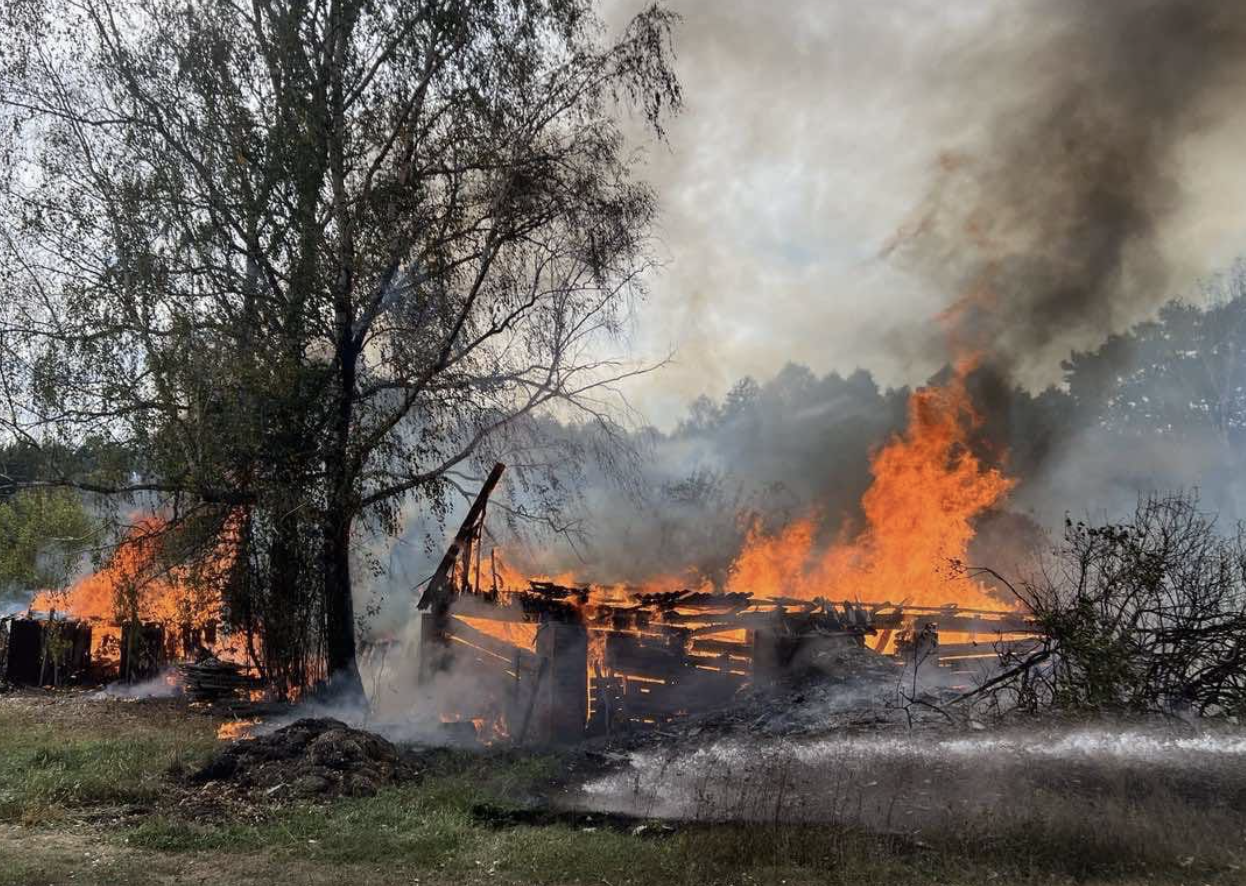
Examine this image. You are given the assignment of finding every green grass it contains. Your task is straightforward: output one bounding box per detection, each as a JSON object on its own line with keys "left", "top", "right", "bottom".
{"left": 117, "top": 750, "right": 938, "bottom": 884}
{"left": 0, "top": 701, "right": 217, "bottom": 824}
{"left": 1, "top": 700, "right": 1244, "bottom": 885}
{"left": 121, "top": 785, "right": 934, "bottom": 885}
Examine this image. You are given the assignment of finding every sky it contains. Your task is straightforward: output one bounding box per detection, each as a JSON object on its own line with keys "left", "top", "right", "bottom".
{"left": 602, "top": 0, "right": 1246, "bottom": 430}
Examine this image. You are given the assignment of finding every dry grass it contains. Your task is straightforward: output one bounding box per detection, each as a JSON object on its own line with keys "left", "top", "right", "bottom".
{"left": 0, "top": 693, "right": 218, "bottom": 825}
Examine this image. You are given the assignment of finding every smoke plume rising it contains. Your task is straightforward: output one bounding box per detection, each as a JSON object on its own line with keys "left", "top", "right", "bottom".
{"left": 598, "top": 0, "right": 1246, "bottom": 419}
{"left": 360, "top": 1, "right": 1246, "bottom": 630}
{"left": 877, "top": 1, "right": 1246, "bottom": 386}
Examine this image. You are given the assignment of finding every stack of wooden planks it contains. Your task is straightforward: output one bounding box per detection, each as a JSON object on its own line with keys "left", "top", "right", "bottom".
{"left": 181, "top": 657, "right": 264, "bottom": 704}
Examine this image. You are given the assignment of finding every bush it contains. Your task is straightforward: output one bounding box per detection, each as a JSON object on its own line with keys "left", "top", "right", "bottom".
{"left": 971, "top": 493, "right": 1246, "bottom": 717}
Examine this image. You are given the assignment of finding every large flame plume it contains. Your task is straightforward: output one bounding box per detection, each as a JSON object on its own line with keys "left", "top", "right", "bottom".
{"left": 485, "top": 355, "right": 1014, "bottom": 611}
{"left": 723, "top": 357, "right": 1014, "bottom": 608}
{"left": 30, "top": 515, "right": 243, "bottom": 668}
{"left": 32, "top": 517, "right": 231, "bottom": 625}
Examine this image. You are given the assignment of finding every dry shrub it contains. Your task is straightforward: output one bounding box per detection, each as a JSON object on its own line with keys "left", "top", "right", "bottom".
{"left": 969, "top": 493, "right": 1246, "bottom": 717}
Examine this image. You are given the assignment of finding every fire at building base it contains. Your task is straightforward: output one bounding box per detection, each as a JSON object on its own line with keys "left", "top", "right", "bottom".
{"left": 410, "top": 464, "right": 1037, "bottom": 746}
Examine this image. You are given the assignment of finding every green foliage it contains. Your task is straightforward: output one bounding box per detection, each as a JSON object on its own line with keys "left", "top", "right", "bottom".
{"left": 0, "top": 488, "right": 94, "bottom": 601}
{"left": 1064, "top": 262, "right": 1246, "bottom": 441}
{"left": 988, "top": 493, "right": 1246, "bottom": 716}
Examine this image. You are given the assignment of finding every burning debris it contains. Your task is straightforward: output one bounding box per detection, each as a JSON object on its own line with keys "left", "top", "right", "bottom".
{"left": 412, "top": 464, "right": 1037, "bottom": 745}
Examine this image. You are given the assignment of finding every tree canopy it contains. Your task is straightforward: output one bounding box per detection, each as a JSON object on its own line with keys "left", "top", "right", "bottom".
{"left": 0, "top": 0, "right": 681, "bottom": 696}
{"left": 0, "top": 488, "right": 94, "bottom": 605}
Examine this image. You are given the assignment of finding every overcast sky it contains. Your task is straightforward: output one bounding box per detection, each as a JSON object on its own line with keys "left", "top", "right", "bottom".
{"left": 602, "top": 0, "right": 1246, "bottom": 429}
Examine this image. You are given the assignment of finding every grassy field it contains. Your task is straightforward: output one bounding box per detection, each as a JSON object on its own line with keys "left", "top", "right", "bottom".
{"left": 0, "top": 693, "right": 1242, "bottom": 885}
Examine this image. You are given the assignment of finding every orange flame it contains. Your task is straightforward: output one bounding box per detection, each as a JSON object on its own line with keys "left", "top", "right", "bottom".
{"left": 487, "top": 360, "right": 1013, "bottom": 611}
{"left": 32, "top": 516, "right": 230, "bottom": 625}
{"left": 31, "top": 515, "right": 248, "bottom": 669}
{"left": 216, "top": 718, "right": 260, "bottom": 741}
{"left": 721, "top": 359, "right": 1014, "bottom": 608}
{"left": 451, "top": 335, "right": 1017, "bottom": 624}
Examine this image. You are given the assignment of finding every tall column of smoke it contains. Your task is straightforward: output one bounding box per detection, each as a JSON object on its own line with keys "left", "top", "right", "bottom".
{"left": 893, "top": 0, "right": 1246, "bottom": 390}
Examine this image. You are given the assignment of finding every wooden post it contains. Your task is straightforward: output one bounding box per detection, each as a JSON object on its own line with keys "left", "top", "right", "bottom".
{"left": 533, "top": 622, "right": 588, "bottom": 744}
{"left": 415, "top": 611, "right": 452, "bottom": 684}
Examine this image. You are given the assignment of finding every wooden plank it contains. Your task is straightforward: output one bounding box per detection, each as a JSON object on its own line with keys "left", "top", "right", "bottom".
{"left": 915, "top": 616, "right": 1035, "bottom": 634}
{"left": 604, "top": 632, "right": 685, "bottom": 675}
{"left": 534, "top": 623, "right": 587, "bottom": 743}
{"left": 448, "top": 594, "right": 532, "bottom": 623}
{"left": 447, "top": 619, "right": 539, "bottom": 670}
{"left": 689, "top": 637, "right": 751, "bottom": 657}
{"left": 617, "top": 674, "right": 743, "bottom": 716}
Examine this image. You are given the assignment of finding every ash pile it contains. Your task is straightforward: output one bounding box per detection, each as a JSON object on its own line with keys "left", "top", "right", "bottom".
{"left": 190, "top": 718, "right": 409, "bottom": 801}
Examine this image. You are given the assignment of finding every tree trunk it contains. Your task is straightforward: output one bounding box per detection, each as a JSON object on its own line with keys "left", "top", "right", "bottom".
{"left": 322, "top": 501, "right": 364, "bottom": 703}
{"left": 318, "top": 2, "right": 366, "bottom": 707}
{"left": 266, "top": 510, "right": 305, "bottom": 696}
{"left": 322, "top": 318, "right": 364, "bottom": 704}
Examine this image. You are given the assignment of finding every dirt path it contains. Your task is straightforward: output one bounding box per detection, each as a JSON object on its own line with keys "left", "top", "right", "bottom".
{"left": 0, "top": 823, "right": 463, "bottom": 886}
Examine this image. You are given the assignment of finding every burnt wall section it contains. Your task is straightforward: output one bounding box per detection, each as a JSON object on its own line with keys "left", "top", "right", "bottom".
{"left": 119, "top": 623, "right": 166, "bottom": 682}
{"left": 0, "top": 617, "right": 93, "bottom": 686}
{"left": 533, "top": 622, "right": 588, "bottom": 744}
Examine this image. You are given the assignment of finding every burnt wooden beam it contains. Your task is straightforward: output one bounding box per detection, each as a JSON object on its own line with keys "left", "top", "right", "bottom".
{"left": 447, "top": 617, "right": 539, "bottom": 670}
{"left": 912, "top": 615, "right": 1035, "bottom": 634}
{"left": 689, "top": 637, "right": 752, "bottom": 657}
{"left": 448, "top": 594, "right": 531, "bottom": 623}
{"left": 417, "top": 462, "right": 506, "bottom": 612}
{"left": 936, "top": 639, "right": 1041, "bottom": 657}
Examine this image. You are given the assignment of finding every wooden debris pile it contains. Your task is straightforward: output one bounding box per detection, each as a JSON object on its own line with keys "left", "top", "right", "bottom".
{"left": 181, "top": 657, "right": 264, "bottom": 704}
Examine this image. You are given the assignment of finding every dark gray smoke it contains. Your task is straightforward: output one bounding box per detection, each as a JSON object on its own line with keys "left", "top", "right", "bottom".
{"left": 894, "top": 1, "right": 1246, "bottom": 384}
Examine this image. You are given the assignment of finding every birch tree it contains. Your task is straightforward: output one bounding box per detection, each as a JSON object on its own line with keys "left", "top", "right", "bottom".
{"left": 0, "top": 0, "right": 680, "bottom": 697}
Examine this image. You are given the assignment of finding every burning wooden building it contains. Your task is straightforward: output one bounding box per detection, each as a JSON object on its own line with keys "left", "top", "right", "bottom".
{"left": 4, "top": 516, "right": 244, "bottom": 688}
{"left": 413, "top": 464, "right": 1037, "bottom": 744}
